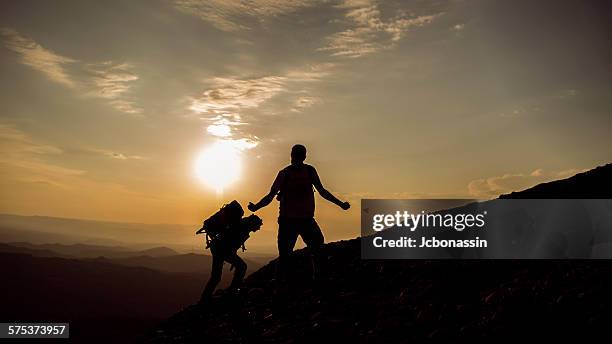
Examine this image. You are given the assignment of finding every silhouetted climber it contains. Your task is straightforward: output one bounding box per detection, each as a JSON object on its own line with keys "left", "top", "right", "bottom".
{"left": 248, "top": 144, "right": 350, "bottom": 281}
{"left": 197, "top": 201, "right": 263, "bottom": 303}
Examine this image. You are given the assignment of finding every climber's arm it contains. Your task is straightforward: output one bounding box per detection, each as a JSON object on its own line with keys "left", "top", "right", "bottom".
{"left": 248, "top": 171, "right": 284, "bottom": 212}
{"left": 311, "top": 167, "right": 350, "bottom": 210}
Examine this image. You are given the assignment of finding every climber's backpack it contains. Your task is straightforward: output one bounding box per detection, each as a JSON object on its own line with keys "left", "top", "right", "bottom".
{"left": 196, "top": 200, "right": 244, "bottom": 248}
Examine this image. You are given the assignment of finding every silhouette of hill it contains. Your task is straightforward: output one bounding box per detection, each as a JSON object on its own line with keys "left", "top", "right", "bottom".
{"left": 93, "top": 253, "right": 261, "bottom": 275}
{"left": 5, "top": 242, "right": 128, "bottom": 258}
{"left": 0, "top": 242, "right": 264, "bottom": 343}
{"left": 145, "top": 163, "right": 612, "bottom": 342}
{"left": 0, "top": 242, "right": 63, "bottom": 257}
{"left": 0, "top": 226, "right": 98, "bottom": 246}
{"left": 1, "top": 241, "right": 263, "bottom": 275}
{"left": 0, "top": 252, "right": 205, "bottom": 343}
{"left": 137, "top": 246, "right": 179, "bottom": 257}
{"left": 3, "top": 242, "right": 179, "bottom": 258}
{"left": 499, "top": 163, "right": 612, "bottom": 199}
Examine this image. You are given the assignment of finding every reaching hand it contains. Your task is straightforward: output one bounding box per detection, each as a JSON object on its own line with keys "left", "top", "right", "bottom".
{"left": 340, "top": 201, "right": 351, "bottom": 210}
{"left": 247, "top": 202, "right": 258, "bottom": 212}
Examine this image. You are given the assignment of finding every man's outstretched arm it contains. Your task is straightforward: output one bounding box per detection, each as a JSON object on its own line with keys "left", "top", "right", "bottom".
{"left": 311, "top": 167, "right": 350, "bottom": 210}
{"left": 248, "top": 171, "right": 283, "bottom": 212}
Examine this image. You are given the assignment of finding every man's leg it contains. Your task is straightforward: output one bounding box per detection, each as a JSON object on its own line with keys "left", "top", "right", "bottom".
{"left": 299, "top": 218, "right": 325, "bottom": 281}
{"left": 200, "top": 255, "right": 224, "bottom": 302}
{"left": 225, "top": 253, "right": 247, "bottom": 290}
{"left": 277, "top": 217, "right": 299, "bottom": 280}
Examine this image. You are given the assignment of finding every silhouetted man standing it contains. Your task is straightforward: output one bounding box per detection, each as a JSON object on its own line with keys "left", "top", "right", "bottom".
{"left": 248, "top": 144, "right": 350, "bottom": 281}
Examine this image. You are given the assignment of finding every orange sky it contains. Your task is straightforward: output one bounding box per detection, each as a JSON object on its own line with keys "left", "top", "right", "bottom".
{"left": 0, "top": 0, "right": 610, "bottom": 247}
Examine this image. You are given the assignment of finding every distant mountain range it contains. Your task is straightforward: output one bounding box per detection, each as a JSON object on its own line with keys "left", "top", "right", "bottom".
{"left": 92, "top": 252, "right": 261, "bottom": 275}
{"left": 0, "top": 252, "right": 204, "bottom": 343}
{"left": 146, "top": 163, "right": 612, "bottom": 342}
{"left": 0, "top": 212, "right": 279, "bottom": 254}
{"left": 1, "top": 242, "right": 177, "bottom": 258}
{"left": 0, "top": 242, "right": 266, "bottom": 343}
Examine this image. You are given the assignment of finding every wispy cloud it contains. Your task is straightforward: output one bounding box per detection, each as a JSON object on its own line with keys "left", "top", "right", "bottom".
{"left": 0, "top": 124, "right": 150, "bottom": 196}
{"left": 0, "top": 124, "right": 84, "bottom": 187}
{"left": 173, "top": 0, "right": 318, "bottom": 31}
{"left": 291, "top": 95, "right": 319, "bottom": 112}
{"left": 339, "top": 191, "right": 471, "bottom": 204}
{"left": 85, "top": 62, "right": 142, "bottom": 114}
{"left": 468, "top": 168, "right": 586, "bottom": 199}
{"left": 190, "top": 63, "right": 332, "bottom": 149}
{"left": 190, "top": 76, "right": 287, "bottom": 114}
{"left": 553, "top": 89, "right": 578, "bottom": 99}
{"left": 1, "top": 28, "right": 141, "bottom": 114}
{"left": 0, "top": 124, "right": 63, "bottom": 155}
{"left": 452, "top": 23, "right": 465, "bottom": 31}
{"left": 285, "top": 62, "right": 335, "bottom": 82}
{"left": 87, "top": 148, "right": 147, "bottom": 160}
{"left": 494, "top": 88, "right": 581, "bottom": 119}
{"left": 0, "top": 27, "right": 76, "bottom": 87}
{"left": 190, "top": 76, "right": 287, "bottom": 150}
{"left": 0, "top": 123, "right": 154, "bottom": 202}
{"left": 206, "top": 123, "right": 232, "bottom": 137}
{"left": 319, "top": 0, "right": 442, "bottom": 58}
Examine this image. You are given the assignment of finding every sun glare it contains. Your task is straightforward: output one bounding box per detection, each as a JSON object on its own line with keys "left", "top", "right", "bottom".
{"left": 194, "top": 141, "right": 241, "bottom": 195}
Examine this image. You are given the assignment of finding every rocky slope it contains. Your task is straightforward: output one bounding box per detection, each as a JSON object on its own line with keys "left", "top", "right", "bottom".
{"left": 145, "top": 163, "right": 612, "bottom": 342}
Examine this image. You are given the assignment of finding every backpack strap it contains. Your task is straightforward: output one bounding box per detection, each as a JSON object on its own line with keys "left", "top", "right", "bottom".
{"left": 205, "top": 233, "right": 211, "bottom": 248}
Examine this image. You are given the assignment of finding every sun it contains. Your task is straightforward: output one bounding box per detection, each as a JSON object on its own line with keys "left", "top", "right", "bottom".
{"left": 194, "top": 141, "right": 241, "bottom": 195}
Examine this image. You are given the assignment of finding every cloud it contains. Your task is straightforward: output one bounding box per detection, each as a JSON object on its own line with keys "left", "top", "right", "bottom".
{"left": 553, "top": 89, "right": 578, "bottom": 99}
{"left": 222, "top": 138, "right": 259, "bottom": 151}
{"left": 0, "top": 124, "right": 84, "bottom": 187}
{"left": 190, "top": 76, "right": 286, "bottom": 149}
{"left": 452, "top": 23, "right": 465, "bottom": 31}
{"left": 0, "top": 125, "right": 147, "bottom": 196}
{"left": 5, "top": 159, "right": 85, "bottom": 178}
{"left": 0, "top": 123, "right": 158, "bottom": 212}
{"left": 468, "top": 168, "right": 586, "bottom": 199}
{"left": 0, "top": 125, "right": 158, "bottom": 219}
{"left": 85, "top": 62, "right": 142, "bottom": 114}
{"left": 206, "top": 123, "right": 232, "bottom": 137}
{"left": 1, "top": 28, "right": 141, "bottom": 114}
{"left": 285, "top": 62, "right": 336, "bottom": 82}
{"left": 493, "top": 88, "right": 582, "bottom": 119}
{"left": 0, "top": 123, "right": 151, "bottom": 202}
{"left": 0, "top": 27, "right": 76, "bottom": 87}
{"left": 190, "top": 76, "right": 287, "bottom": 115}
{"left": 291, "top": 96, "right": 319, "bottom": 112}
{"left": 189, "top": 62, "right": 334, "bottom": 153}
{"left": 88, "top": 148, "right": 147, "bottom": 160}
{"left": 319, "top": 1, "right": 442, "bottom": 58}
{"left": 340, "top": 190, "right": 470, "bottom": 202}
{"left": 173, "top": 0, "right": 318, "bottom": 31}
{"left": 0, "top": 124, "right": 63, "bottom": 155}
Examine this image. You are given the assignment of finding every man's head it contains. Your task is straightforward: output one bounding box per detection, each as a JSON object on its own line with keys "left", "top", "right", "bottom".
{"left": 241, "top": 214, "right": 263, "bottom": 233}
{"left": 291, "top": 144, "right": 307, "bottom": 164}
